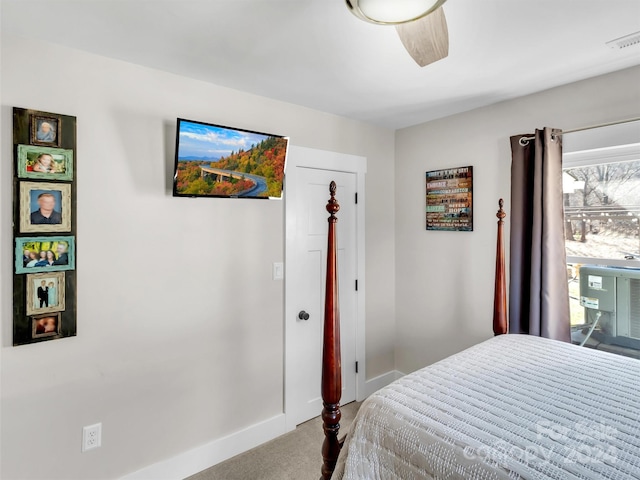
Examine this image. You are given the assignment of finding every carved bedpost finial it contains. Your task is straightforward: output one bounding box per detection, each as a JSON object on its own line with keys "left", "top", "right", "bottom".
{"left": 326, "top": 181, "right": 340, "bottom": 219}
{"left": 497, "top": 198, "right": 506, "bottom": 222}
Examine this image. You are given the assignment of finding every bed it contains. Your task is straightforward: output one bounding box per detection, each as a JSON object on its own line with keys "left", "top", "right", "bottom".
{"left": 319, "top": 183, "right": 640, "bottom": 479}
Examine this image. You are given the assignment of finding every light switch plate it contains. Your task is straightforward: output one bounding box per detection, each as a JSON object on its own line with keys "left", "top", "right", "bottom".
{"left": 273, "top": 262, "right": 284, "bottom": 280}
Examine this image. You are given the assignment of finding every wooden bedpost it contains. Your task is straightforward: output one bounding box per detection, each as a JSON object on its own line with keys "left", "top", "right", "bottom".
{"left": 493, "top": 199, "right": 508, "bottom": 335}
{"left": 321, "top": 181, "right": 342, "bottom": 480}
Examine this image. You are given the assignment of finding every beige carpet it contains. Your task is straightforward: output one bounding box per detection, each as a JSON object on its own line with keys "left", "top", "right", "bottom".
{"left": 186, "top": 402, "right": 361, "bottom": 480}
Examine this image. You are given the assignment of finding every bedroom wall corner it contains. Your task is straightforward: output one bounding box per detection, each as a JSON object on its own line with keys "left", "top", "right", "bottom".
{"left": 394, "top": 65, "right": 640, "bottom": 374}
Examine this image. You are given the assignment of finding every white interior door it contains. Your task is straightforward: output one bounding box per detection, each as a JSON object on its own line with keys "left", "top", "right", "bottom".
{"left": 285, "top": 146, "right": 365, "bottom": 429}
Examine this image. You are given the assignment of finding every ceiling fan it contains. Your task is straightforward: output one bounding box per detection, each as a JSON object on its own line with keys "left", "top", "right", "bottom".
{"left": 345, "top": 0, "right": 449, "bottom": 67}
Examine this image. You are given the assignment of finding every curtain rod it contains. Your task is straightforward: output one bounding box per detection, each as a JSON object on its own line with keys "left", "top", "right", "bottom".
{"left": 518, "top": 116, "right": 640, "bottom": 146}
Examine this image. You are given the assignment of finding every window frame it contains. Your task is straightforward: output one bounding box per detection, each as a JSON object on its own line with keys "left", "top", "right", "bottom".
{"left": 563, "top": 142, "right": 640, "bottom": 269}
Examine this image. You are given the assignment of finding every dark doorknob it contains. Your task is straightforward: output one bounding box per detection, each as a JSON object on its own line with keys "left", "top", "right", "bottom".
{"left": 298, "top": 310, "right": 310, "bottom": 320}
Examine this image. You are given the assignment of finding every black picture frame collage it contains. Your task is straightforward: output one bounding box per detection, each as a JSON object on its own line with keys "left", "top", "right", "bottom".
{"left": 12, "top": 108, "right": 77, "bottom": 345}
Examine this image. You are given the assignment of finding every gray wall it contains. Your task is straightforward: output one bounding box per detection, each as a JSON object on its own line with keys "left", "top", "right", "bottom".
{"left": 394, "top": 65, "right": 640, "bottom": 374}
{"left": 0, "top": 34, "right": 395, "bottom": 479}
{"left": 2, "top": 28, "right": 639, "bottom": 480}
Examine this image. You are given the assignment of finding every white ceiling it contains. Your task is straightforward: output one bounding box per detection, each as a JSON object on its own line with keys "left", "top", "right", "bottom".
{"left": 2, "top": 0, "right": 640, "bottom": 129}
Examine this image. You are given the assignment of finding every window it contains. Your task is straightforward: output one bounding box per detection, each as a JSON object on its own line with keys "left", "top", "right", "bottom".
{"left": 563, "top": 121, "right": 640, "bottom": 358}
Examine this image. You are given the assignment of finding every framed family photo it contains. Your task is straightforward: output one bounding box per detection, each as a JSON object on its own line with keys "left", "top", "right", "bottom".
{"left": 25, "top": 272, "right": 66, "bottom": 315}
{"left": 17, "top": 144, "right": 74, "bottom": 181}
{"left": 31, "top": 312, "right": 62, "bottom": 338}
{"left": 15, "top": 235, "right": 75, "bottom": 274}
{"left": 13, "top": 107, "right": 77, "bottom": 346}
{"left": 19, "top": 181, "right": 71, "bottom": 233}
{"left": 30, "top": 114, "right": 61, "bottom": 147}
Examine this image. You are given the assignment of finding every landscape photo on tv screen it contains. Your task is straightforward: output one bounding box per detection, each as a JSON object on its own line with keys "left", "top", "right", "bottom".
{"left": 173, "top": 118, "right": 289, "bottom": 198}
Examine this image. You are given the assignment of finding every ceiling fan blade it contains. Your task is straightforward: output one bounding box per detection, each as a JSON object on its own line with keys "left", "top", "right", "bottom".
{"left": 395, "top": 7, "right": 449, "bottom": 67}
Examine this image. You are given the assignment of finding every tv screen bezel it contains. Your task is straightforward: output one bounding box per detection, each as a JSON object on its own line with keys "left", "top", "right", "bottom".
{"left": 172, "top": 118, "right": 288, "bottom": 199}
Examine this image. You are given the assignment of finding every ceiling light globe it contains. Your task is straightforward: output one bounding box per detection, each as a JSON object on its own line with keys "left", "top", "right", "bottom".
{"left": 346, "top": 0, "right": 448, "bottom": 25}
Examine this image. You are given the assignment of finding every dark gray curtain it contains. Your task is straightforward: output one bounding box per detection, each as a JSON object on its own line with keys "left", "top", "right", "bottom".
{"left": 510, "top": 127, "right": 570, "bottom": 342}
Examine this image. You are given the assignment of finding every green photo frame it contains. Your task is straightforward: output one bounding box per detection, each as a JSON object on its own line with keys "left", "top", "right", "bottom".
{"left": 17, "top": 144, "right": 73, "bottom": 181}
{"left": 15, "top": 235, "right": 75, "bottom": 274}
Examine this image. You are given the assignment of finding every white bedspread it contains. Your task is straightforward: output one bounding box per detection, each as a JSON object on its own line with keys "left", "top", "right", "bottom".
{"left": 333, "top": 334, "right": 640, "bottom": 479}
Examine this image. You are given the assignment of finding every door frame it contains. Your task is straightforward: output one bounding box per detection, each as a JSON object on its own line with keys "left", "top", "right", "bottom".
{"left": 284, "top": 145, "right": 367, "bottom": 432}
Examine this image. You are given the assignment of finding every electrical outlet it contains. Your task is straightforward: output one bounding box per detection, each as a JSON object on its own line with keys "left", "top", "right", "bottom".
{"left": 82, "top": 423, "right": 102, "bottom": 452}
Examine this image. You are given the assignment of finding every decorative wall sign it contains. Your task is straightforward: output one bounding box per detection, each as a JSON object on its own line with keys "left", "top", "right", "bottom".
{"left": 13, "top": 107, "right": 77, "bottom": 345}
{"left": 425, "top": 166, "right": 473, "bottom": 231}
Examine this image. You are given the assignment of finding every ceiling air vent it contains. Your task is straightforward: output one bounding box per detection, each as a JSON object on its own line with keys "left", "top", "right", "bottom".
{"left": 606, "top": 31, "right": 640, "bottom": 49}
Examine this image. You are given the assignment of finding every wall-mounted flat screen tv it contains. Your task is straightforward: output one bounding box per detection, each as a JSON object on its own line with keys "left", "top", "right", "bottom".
{"left": 172, "top": 118, "right": 288, "bottom": 199}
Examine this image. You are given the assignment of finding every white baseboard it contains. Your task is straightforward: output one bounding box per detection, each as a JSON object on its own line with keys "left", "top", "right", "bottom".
{"left": 364, "top": 370, "right": 404, "bottom": 397}
{"left": 120, "top": 413, "right": 287, "bottom": 480}
{"left": 121, "top": 370, "right": 405, "bottom": 480}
